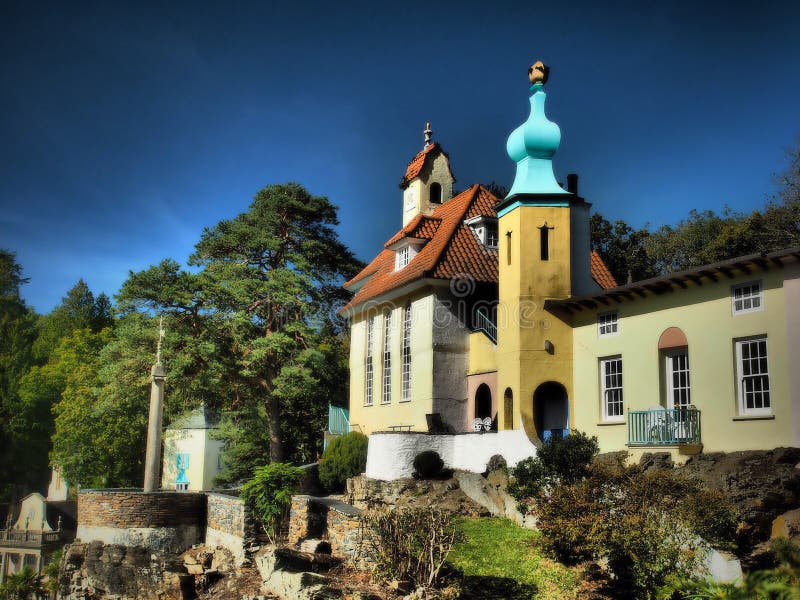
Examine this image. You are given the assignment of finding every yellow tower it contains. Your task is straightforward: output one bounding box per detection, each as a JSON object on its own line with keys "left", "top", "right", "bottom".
{"left": 495, "top": 62, "right": 592, "bottom": 443}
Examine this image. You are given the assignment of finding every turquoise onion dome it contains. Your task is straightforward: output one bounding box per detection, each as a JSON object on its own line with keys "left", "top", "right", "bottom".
{"left": 506, "top": 74, "right": 569, "bottom": 197}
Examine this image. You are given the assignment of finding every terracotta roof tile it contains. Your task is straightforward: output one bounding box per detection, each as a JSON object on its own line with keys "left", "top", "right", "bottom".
{"left": 590, "top": 250, "right": 618, "bottom": 289}
{"left": 342, "top": 188, "right": 620, "bottom": 312}
{"left": 401, "top": 143, "right": 439, "bottom": 187}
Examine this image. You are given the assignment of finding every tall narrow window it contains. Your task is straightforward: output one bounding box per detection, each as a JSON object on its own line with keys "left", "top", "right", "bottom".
{"left": 736, "top": 337, "right": 771, "bottom": 415}
{"left": 539, "top": 225, "right": 550, "bottom": 260}
{"left": 382, "top": 312, "right": 392, "bottom": 404}
{"left": 401, "top": 303, "right": 412, "bottom": 402}
{"left": 503, "top": 388, "right": 513, "bottom": 429}
{"left": 665, "top": 350, "right": 691, "bottom": 409}
{"left": 600, "top": 357, "right": 623, "bottom": 421}
{"left": 364, "top": 317, "right": 374, "bottom": 406}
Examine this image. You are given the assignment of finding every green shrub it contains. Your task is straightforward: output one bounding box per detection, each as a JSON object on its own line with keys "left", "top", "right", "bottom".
{"left": 318, "top": 431, "right": 368, "bottom": 492}
{"left": 537, "top": 463, "right": 712, "bottom": 600}
{"left": 364, "top": 506, "right": 463, "bottom": 588}
{"left": 684, "top": 488, "right": 739, "bottom": 552}
{"left": 536, "top": 431, "right": 599, "bottom": 485}
{"left": 241, "top": 462, "right": 304, "bottom": 544}
{"left": 507, "top": 431, "right": 599, "bottom": 507}
{"left": 413, "top": 450, "right": 444, "bottom": 479}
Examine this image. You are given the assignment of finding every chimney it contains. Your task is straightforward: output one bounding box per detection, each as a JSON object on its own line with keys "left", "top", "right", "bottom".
{"left": 566, "top": 173, "right": 579, "bottom": 195}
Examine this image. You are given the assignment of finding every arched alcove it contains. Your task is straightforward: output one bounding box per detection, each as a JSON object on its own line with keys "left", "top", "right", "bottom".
{"left": 533, "top": 381, "right": 569, "bottom": 442}
{"left": 475, "top": 383, "right": 492, "bottom": 422}
{"left": 430, "top": 182, "right": 442, "bottom": 204}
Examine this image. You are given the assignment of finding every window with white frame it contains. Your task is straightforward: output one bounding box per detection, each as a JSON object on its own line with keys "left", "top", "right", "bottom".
{"left": 735, "top": 337, "right": 771, "bottom": 415}
{"left": 382, "top": 312, "right": 392, "bottom": 404}
{"left": 486, "top": 223, "right": 499, "bottom": 248}
{"left": 364, "top": 317, "right": 374, "bottom": 406}
{"left": 598, "top": 311, "right": 619, "bottom": 337}
{"left": 600, "top": 356, "right": 624, "bottom": 421}
{"left": 401, "top": 303, "right": 412, "bottom": 402}
{"left": 396, "top": 246, "right": 410, "bottom": 270}
{"left": 732, "top": 281, "right": 763, "bottom": 314}
{"left": 665, "top": 350, "right": 691, "bottom": 409}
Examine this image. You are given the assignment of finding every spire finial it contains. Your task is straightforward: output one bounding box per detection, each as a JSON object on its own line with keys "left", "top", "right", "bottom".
{"left": 424, "top": 122, "right": 433, "bottom": 148}
{"left": 155, "top": 315, "right": 165, "bottom": 365}
{"left": 528, "top": 60, "right": 550, "bottom": 86}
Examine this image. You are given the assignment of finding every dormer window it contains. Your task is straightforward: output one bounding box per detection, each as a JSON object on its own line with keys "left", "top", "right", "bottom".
{"left": 465, "top": 215, "right": 499, "bottom": 249}
{"left": 397, "top": 246, "right": 410, "bottom": 270}
{"left": 390, "top": 238, "right": 425, "bottom": 271}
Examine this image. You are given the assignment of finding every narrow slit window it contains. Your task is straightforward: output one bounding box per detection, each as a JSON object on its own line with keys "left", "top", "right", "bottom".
{"left": 540, "top": 225, "right": 550, "bottom": 261}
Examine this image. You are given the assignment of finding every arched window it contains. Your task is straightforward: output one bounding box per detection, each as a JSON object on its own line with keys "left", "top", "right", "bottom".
{"left": 503, "top": 388, "right": 513, "bottom": 429}
{"left": 659, "top": 327, "right": 690, "bottom": 410}
{"left": 430, "top": 182, "right": 442, "bottom": 204}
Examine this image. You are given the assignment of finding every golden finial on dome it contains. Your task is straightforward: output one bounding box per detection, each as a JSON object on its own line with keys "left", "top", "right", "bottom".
{"left": 528, "top": 60, "right": 550, "bottom": 85}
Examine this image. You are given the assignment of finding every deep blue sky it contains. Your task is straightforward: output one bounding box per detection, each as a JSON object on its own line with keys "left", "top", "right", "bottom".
{"left": 2, "top": 1, "right": 799, "bottom": 312}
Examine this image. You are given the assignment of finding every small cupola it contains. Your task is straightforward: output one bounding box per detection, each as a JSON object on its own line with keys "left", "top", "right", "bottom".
{"left": 505, "top": 61, "right": 570, "bottom": 198}
{"left": 400, "top": 122, "right": 456, "bottom": 226}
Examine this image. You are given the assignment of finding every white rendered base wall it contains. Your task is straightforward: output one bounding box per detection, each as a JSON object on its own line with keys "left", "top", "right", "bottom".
{"left": 365, "top": 429, "right": 538, "bottom": 480}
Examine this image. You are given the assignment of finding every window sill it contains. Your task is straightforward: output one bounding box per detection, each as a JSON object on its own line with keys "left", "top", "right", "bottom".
{"left": 732, "top": 414, "right": 775, "bottom": 421}
{"left": 597, "top": 421, "right": 626, "bottom": 426}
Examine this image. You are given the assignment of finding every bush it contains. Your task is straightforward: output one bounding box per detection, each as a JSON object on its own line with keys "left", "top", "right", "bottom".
{"left": 507, "top": 431, "right": 599, "bottom": 507}
{"left": 318, "top": 431, "right": 368, "bottom": 492}
{"left": 413, "top": 450, "right": 444, "bottom": 479}
{"left": 536, "top": 430, "right": 599, "bottom": 485}
{"left": 241, "top": 462, "right": 304, "bottom": 544}
{"left": 364, "top": 506, "right": 463, "bottom": 588}
{"left": 536, "top": 462, "right": 716, "bottom": 600}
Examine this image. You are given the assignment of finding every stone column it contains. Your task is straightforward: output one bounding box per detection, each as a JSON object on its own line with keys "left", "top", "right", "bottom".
{"left": 143, "top": 361, "right": 166, "bottom": 492}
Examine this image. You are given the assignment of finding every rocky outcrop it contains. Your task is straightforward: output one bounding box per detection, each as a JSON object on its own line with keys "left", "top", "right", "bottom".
{"left": 59, "top": 541, "right": 191, "bottom": 599}
{"left": 255, "top": 547, "right": 342, "bottom": 599}
{"left": 680, "top": 448, "right": 800, "bottom": 551}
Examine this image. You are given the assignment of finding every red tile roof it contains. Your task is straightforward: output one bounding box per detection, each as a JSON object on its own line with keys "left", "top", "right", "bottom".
{"left": 590, "top": 250, "right": 618, "bottom": 289}
{"left": 401, "top": 143, "right": 439, "bottom": 187}
{"left": 342, "top": 187, "right": 619, "bottom": 312}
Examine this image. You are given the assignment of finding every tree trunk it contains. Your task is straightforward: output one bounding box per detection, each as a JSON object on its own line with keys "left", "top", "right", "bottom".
{"left": 267, "top": 394, "right": 284, "bottom": 463}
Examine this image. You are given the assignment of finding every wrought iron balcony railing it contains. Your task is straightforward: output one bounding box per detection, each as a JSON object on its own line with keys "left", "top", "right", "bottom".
{"left": 473, "top": 309, "right": 497, "bottom": 344}
{"left": 0, "top": 528, "right": 63, "bottom": 548}
{"left": 327, "top": 404, "right": 350, "bottom": 436}
{"left": 628, "top": 407, "right": 701, "bottom": 446}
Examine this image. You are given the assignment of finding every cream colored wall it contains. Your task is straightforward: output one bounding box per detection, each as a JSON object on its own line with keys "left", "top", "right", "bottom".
{"left": 572, "top": 269, "right": 792, "bottom": 454}
{"left": 348, "top": 292, "right": 435, "bottom": 434}
{"left": 13, "top": 494, "right": 49, "bottom": 531}
{"left": 162, "top": 429, "right": 224, "bottom": 491}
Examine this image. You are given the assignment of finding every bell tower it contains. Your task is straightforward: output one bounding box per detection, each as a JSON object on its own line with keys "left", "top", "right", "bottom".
{"left": 400, "top": 123, "right": 456, "bottom": 226}
{"left": 495, "top": 61, "right": 592, "bottom": 443}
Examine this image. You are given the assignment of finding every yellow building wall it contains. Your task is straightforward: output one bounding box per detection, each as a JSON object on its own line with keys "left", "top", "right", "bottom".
{"left": 348, "top": 292, "right": 435, "bottom": 434}
{"left": 468, "top": 331, "right": 497, "bottom": 374}
{"left": 162, "top": 428, "right": 224, "bottom": 491}
{"left": 496, "top": 204, "right": 576, "bottom": 441}
{"left": 572, "top": 269, "right": 792, "bottom": 456}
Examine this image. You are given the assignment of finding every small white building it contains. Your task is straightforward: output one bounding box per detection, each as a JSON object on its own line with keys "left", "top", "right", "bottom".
{"left": 161, "top": 406, "right": 225, "bottom": 491}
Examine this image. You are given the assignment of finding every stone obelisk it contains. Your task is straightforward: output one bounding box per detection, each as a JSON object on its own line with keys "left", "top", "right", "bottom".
{"left": 143, "top": 317, "right": 166, "bottom": 492}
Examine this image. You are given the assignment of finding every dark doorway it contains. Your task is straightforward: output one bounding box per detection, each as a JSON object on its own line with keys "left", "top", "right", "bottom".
{"left": 533, "top": 382, "right": 569, "bottom": 442}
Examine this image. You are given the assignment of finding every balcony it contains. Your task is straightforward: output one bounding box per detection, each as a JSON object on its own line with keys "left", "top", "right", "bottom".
{"left": 473, "top": 309, "right": 497, "bottom": 344}
{"left": 0, "top": 529, "right": 63, "bottom": 549}
{"left": 628, "top": 407, "right": 701, "bottom": 446}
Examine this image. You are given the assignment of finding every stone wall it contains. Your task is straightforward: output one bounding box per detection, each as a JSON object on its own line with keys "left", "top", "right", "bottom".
{"left": 205, "top": 492, "right": 258, "bottom": 564}
{"left": 288, "top": 495, "right": 368, "bottom": 565}
{"left": 77, "top": 489, "right": 205, "bottom": 554}
{"left": 365, "top": 428, "right": 537, "bottom": 480}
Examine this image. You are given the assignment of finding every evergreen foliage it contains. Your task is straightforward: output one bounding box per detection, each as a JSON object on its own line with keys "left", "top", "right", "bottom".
{"left": 318, "top": 431, "right": 368, "bottom": 492}
{"left": 240, "top": 462, "right": 304, "bottom": 544}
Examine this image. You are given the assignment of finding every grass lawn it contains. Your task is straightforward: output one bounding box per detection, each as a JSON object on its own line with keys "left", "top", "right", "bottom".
{"left": 447, "top": 517, "right": 579, "bottom": 600}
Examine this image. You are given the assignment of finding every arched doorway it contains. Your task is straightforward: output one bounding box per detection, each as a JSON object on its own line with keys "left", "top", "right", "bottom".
{"left": 533, "top": 382, "right": 569, "bottom": 442}
{"left": 475, "top": 383, "right": 495, "bottom": 430}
